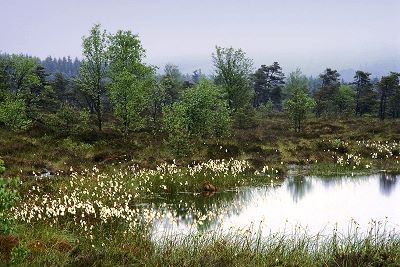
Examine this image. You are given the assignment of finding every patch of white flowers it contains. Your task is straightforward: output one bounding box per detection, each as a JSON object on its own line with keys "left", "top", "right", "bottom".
{"left": 12, "top": 159, "right": 278, "bottom": 239}
{"left": 325, "top": 139, "right": 400, "bottom": 170}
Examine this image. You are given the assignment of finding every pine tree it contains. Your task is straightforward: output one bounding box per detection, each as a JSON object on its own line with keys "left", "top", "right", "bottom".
{"left": 252, "top": 62, "right": 285, "bottom": 110}
{"left": 314, "top": 68, "right": 341, "bottom": 115}
{"left": 353, "top": 71, "right": 375, "bottom": 115}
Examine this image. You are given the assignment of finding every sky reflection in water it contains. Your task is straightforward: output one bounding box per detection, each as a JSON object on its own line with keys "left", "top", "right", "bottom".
{"left": 150, "top": 173, "right": 400, "bottom": 239}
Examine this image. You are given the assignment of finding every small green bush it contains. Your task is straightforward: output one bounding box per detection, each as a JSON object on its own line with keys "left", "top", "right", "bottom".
{"left": 11, "top": 242, "right": 29, "bottom": 265}
{"left": 0, "top": 159, "right": 5, "bottom": 174}
{"left": 61, "top": 137, "right": 93, "bottom": 155}
{"left": 0, "top": 97, "right": 31, "bottom": 131}
{"left": 258, "top": 100, "right": 273, "bottom": 115}
{"left": 233, "top": 106, "right": 256, "bottom": 129}
{"left": 46, "top": 104, "right": 90, "bottom": 136}
{"left": 0, "top": 178, "right": 19, "bottom": 234}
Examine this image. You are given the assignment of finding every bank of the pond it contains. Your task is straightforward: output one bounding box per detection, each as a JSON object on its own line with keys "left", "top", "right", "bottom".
{"left": 3, "top": 222, "right": 400, "bottom": 266}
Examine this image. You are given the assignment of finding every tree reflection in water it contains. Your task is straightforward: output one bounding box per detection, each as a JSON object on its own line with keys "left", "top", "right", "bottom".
{"left": 141, "top": 189, "right": 250, "bottom": 232}
{"left": 379, "top": 172, "right": 398, "bottom": 196}
{"left": 142, "top": 173, "right": 400, "bottom": 240}
{"left": 286, "top": 176, "right": 313, "bottom": 203}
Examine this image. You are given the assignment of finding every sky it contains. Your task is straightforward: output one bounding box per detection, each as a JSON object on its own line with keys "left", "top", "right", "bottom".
{"left": 1, "top": 0, "right": 399, "bottom": 76}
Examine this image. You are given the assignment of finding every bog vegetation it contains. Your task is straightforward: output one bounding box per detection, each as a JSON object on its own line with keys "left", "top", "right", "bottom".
{"left": 1, "top": 24, "right": 400, "bottom": 266}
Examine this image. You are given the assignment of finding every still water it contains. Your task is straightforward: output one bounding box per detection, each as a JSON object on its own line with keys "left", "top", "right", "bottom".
{"left": 147, "top": 173, "right": 400, "bottom": 239}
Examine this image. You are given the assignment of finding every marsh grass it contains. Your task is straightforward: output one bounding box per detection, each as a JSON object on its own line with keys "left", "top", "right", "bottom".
{"left": 309, "top": 163, "right": 374, "bottom": 177}
{"left": 2, "top": 116, "right": 400, "bottom": 178}
{"left": 108, "top": 222, "right": 400, "bottom": 266}
{"left": 3, "top": 221, "right": 400, "bottom": 266}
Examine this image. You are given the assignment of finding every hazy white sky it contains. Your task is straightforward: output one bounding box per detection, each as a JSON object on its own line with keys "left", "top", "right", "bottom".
{"left": 1, "top": 0, "right": 399, "bottom": 75}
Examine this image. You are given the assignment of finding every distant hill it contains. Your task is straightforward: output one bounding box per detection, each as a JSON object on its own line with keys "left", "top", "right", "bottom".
{"left": 339, "top": 59, "right": 400, "bottom": 83}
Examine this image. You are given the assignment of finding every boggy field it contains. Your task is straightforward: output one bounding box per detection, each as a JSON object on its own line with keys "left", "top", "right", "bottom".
{"left": 1, "top": 115, "right": 400, "bottom": 176}
{"left": 1, "top": 115, "right": 400, "bottom": 266}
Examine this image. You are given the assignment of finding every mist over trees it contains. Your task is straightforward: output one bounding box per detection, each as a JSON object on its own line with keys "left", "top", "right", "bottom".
{"left": 1, "top": 24, "right": 399, "bottom": 156}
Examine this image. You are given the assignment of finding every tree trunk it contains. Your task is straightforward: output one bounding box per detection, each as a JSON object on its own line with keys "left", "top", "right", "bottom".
{"left": 379, "top": 91, "right": 386, "bottom": 121}
{"left": 355, "top": 87, "right": 361, "bottom": 115}
{"left": 96, "top": 89, "right": 102, "bottom": 131}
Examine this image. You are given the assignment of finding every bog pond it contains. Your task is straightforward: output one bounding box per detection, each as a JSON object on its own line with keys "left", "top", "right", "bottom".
{"left": 147, "top": 173, "right": 400, "bottom": 239}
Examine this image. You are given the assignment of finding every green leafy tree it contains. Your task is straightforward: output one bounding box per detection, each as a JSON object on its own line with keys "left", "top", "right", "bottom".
{"left": 44, "top": 72, "right": 91, "bottom": 132}
{"left": 284, "top": 69, "right": 308, "bottom": 97}
{"left": 108, "top": 30, "right": 155, "bottom": 134}
{"left": 160, "top": 64, "right": 184, "bottom": 105}
{"left": 164, "top": 79, "right": 231, "bottom": 157}
{"left": 0, "top": 96, "right": 31, "bottom": 130}
{"left": 336, "top": 85, "right": 356, "bottom": 114}
{"left": 0, "top": 57, "right": 8, "bottom": 100}
{"left": 7, "top": 55, "right": 41, "bottom": 97}
{"left": 78, "top": 24, "right": 108, "bottom": 131}
{"left": 307, "top": 75, "right": 322, "bottom": 94}
{"left": 0, "top": 55, "right": 50, "bottom": 123}
{"left": 148, "top": 82, "right": 166, "bottom": 130}
{"left": 284, "top": 70, "right": 315, "bottom": 132}
{"left": 212, "top": 46, "right": 253, "bottom": 111}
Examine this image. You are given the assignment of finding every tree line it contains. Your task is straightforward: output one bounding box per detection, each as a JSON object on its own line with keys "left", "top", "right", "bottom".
{"left": 0, "top": 25, "right": 399, "bottom": 155}
{"left": 41, "top": 56, "right": 81, "bottom": 78}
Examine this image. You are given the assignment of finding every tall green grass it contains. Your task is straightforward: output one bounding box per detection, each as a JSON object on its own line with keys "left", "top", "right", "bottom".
{"left": 4, "top": 222, "right": 400, "bottom": 266}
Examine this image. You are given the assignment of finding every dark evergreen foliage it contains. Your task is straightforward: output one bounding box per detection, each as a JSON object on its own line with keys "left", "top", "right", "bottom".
{"left": 379, "top": 72, "right": 400, "bottom": 120}
{"left": 252, "top": 62, "right": 285, "bottom": 109}
{"left": 353, "top": 71, "right": 376, "bottom": 115}
{"left": 41, "top": 56, "right": 81, "bottom": 78}
{"left": 314, "top": 68, "right": 341, "bottom": 115}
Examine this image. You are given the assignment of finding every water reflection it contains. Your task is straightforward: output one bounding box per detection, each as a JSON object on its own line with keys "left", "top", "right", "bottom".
{"left": 286, "top": 176, "right": 312, "bottom": 202}
{"left": 145, "top": 174, "right": 400, "bottom": 239}
{"left": 144, "top": 189, "right": 250, "bottom": 234}
{"left": 379, "top": 172, "right": 398, "bottom": 196}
